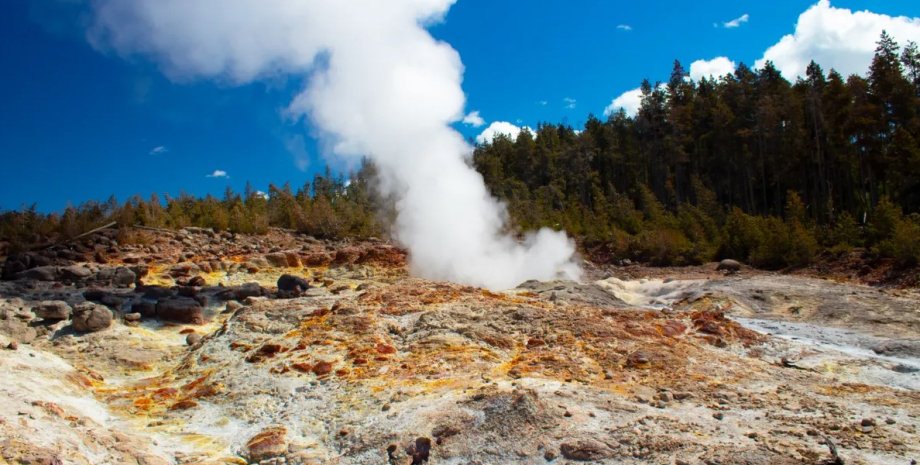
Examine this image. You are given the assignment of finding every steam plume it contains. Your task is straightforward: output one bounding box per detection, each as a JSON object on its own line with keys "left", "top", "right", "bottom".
{"left": 88, "top": 0, "right": 581, "bottom": 289}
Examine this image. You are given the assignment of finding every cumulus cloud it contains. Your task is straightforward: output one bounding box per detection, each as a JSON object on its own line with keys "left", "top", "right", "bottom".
{"left": 254, "top": 190, "right": 269, "bottom": 199}
{"left": 461, "top": 110, "right": 485, "bottom": 127}
{"left": 722, "top": 13, "right": 750, "bottom": 29}
{"left": 689, "top": 56, "right": 736, "bottom": 81}
{"left": 756, "top": 0, "right": 920, "bottom": 79}
{"left": 603, "top": 88, "right": 643, "bottom": 117}
{"left": 475, "top": 121, "right": 533, "bottom": 144}
{"left": 206, "top": 170, "right": 228, "bottom": 178}
{"left": 148, "top": 145, "right": 168, "bottom": 155}
{"left": 563, "top": 97, "right": 577, "bottom": 109}
{"left": 616, "top": 24, "right": 632, "bottom": 31}
{"left": 87, "top": 0, "right": 580, "bottom": 289}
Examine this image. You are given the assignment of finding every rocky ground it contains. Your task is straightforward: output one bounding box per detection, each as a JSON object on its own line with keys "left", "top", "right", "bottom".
{"left": 0, "top": 227, "right": 917, "bottom": 465}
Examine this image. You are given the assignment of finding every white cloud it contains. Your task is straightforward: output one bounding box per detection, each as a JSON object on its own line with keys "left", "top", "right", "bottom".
{"left": 475, "top": 121, "right": 533, "bottom": 144}
{"left": 148, "top": 145, "right": 168, "bottom": 155}
{"left": 254, "top": 190, "right": 269, "bottom": 199}
{"left": 461, "top": 110, "right": 485, "bottom": 127}
{"left": 563, "top": 97, "right": 577, "bottom": 109}
{"left": 756, "top": 0, "right": 920, "bottom": 79}
{"left": 603, "top": 88, "right": 642, "bottom": 117}
{"left": 616, "top": 24, "right": 632, "bottom": 31}
{"left": 206, "top": 170, "right": 228, "bottom": 178}
{"left": 284, "top": 134, "right": 310, "bottom": 171}
{"left": 538, "top": 100, "right": 548, "bottom": 106}
{"left": 723, "top": 13, "right": 750, "bottom": 29}
{"left": 689, "top": 56, "right": 736, "bottom": 81}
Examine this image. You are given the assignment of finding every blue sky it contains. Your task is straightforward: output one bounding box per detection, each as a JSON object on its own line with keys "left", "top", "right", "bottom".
{"left": 1, "top": 0, "right": 918, "bottom": 211}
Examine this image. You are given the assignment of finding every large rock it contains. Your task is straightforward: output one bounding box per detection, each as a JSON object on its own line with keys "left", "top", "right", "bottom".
{"left": 139, "top": 285, "right": 175, "bottom": 300}
{"left": 2, "top": 252, "right": 52, "bottom": 280}
{"left": 264, "top": 253, "right": 290, "bottom": 268}
{"left": 33, "top": 301, "right": 72, "bottom": 321}
{"left": 716, "top": 259, "right": 742, "bottom": 273}
{"left": 60, "top": 265, "right": 93, "bottom": 281}
{"left": 131, "top": 300, "right": 157, "bottom": 318}
{"left": 0, "top": 318, "right": 37, "bottom": 343}
{"left": 112, "top": 267, "right": 136, "bottom": 288}
{"left": 156, "top": 297, "right": 204, "bottom": 324}
{"left": 16, "top": 266, "right": 59, "bottom": 281}
{"left": 220, "top": 282, "right": 263, "bottom": 301}
{"left": 277, "top": 274, "right": 310, "bottom": 292}
{"left": 71, "top": 302, "right": 113, "bottom": 333}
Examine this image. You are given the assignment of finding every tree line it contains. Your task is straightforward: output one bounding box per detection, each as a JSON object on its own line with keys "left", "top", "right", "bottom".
{"left": 473, "top": 31, "right": 920, "bottom": 268}
{"left": 0, "top": 164, "right": 383, "bottom": 252}
{"left": 2, "top": 32, "right": 919, "bottom": 268}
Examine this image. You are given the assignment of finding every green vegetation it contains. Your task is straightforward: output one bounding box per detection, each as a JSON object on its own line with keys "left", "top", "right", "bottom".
{"left": 472, "top": 32, "right": 920, "bottom": 269}
{"left": 3, "top": 33, "right": 920, "bottom": 269}
{"left": 0, "top": 163, "right": 383, "bottom": 253}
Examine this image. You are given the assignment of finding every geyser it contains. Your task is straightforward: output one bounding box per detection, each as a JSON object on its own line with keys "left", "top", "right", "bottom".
{"left": 88, "top": 0, "right": 581, "bottom": 289}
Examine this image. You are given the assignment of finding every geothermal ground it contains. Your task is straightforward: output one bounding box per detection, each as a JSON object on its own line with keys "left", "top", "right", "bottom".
{"left": 0, "top": 228, "right": 917, "bottom": 465}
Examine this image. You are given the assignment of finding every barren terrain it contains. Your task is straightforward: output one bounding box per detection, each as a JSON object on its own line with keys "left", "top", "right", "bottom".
{"left": 0, "top": 228, "right": 917, "bottom": 465}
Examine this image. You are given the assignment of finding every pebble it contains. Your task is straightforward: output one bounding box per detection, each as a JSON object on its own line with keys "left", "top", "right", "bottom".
{"left": 713, "top": 412, "right": 724, "bottom": 420}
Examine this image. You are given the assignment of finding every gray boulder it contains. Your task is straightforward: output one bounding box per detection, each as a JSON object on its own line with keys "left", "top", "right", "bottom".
{"left": 33, "top": 301, "right": 72, "bottom": 321}
{"left": 113, "top": 267, "right": 136, "bottom": 287}
{"left": 716, "top": 259, "right": 742, "bottom": 273}
{"left": 71, "top": 302, "right": 113, "bottom": 333}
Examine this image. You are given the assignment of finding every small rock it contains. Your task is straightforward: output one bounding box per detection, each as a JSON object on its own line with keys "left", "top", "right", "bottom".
{"left": 7, "top": 341, "right": 18, "bottom": 350}
{"left": 559, "top": 440, "right": 613, "bottom": 461}
{"left": 124, "top": 312, "right": 142, "bottom": 322}
{"left": 277, "top": 274, "right": 310, "bottom": 293}
{"left": 625, "top": 350, "right": 651, "bottom": 369}
{"left": 186, "top": 333, "right": 202, "bottom": 346}
{"left": 312, "top": 361, "right": 334, "bottom": 376}
{"left": 71, "top": 302, "right": 113, "bottom": 333}
{"left": 713, "top": 412, "right": 724, "bottom": 420}
{"left": 224, "top": 300, "right": 243, "bottom": 314}
{"left": 246, "top": 426, "right": 288, "bottom": 462}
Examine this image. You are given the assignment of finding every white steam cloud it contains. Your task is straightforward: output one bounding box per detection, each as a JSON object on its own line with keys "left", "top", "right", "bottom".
{"left": 87, "top": 0, "right": 580, "bottom": 289}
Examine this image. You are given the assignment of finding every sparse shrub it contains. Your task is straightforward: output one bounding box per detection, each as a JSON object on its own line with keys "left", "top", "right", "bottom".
{"left": 632, "top": 228, "right": 697, "bottom": 266}
{"left": 876, "top": 213, "right": 920, "bottom": 266}
{"left": 719, "top": 207, "right": 763, "bottom": 261}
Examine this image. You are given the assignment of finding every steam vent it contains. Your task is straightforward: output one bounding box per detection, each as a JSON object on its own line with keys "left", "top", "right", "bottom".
{"left": 1, "top": 227, "right": 917, "bottom": 464}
